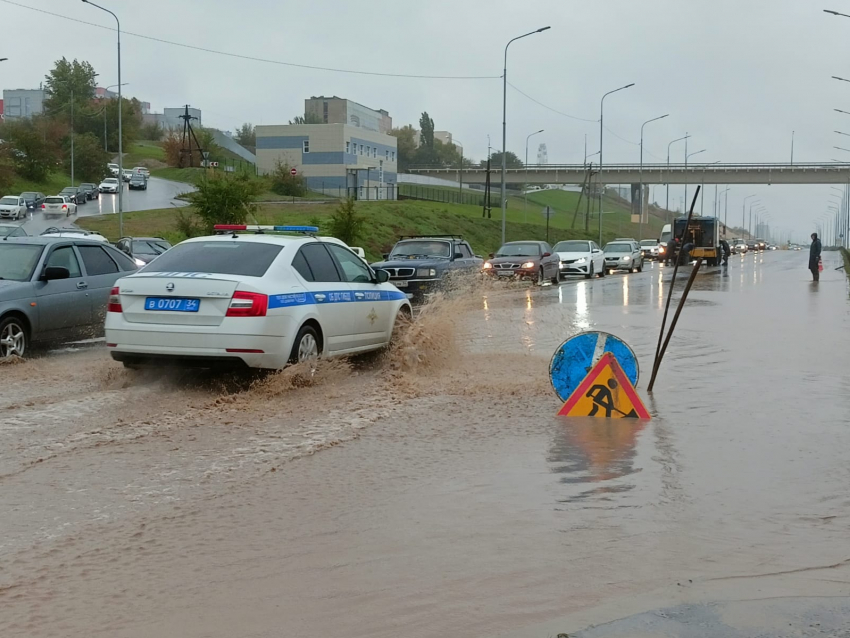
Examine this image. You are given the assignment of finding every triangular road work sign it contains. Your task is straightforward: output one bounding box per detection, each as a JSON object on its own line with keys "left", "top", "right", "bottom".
{"left": 557, "top": 352, "right": 651, "bottom": 419}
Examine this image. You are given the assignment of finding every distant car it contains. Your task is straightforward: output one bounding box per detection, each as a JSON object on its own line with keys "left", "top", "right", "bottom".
{"left": 756, "top": 238, "right": 767, "bottom": 251}
{"left": 115, "top": 236, "right": 172, "bottom": 266}
{"left": 639, "top": 239, "right": 660, "bottom": 260}
{"left": 99, "top": 177, "right": 120, "bottom": 193}
{"left": 78, "top": 183, "right": 100, "bottom": 200}
{"left": 59, "top": 187, "right": 86, "bottom": 205}
{"left": 746, "top": 240, "right": 758, "bottom": 252}
{"left": 132, "top": 166, "right": 151, "bottom": 178}
{"left": 121, "top": 169, "right": 133, "bottom": 182}
{"left": 730, "top": 238, "right": 747, "bottom": 254}
{"left": 39, "top": 227, "right": 109, "bottom": 243}
{"left": 603, "top": 240, "right": 644, "bottom": 273}
{"left": 41, "top": 196, "right": 77, "bottom": 217}
{"left": 0, "top": 223, "right": 27, "bottom": 238}
{"left": 107, "top": 162, "right": 120, "bottom": 176}
{"left": 128, "top": 174, "right": 148, "bottom": 190}
{"left": 19, "top": 191, "right": 46, "bottom": 211}
{"left": 0, "top": 237, "right": 138, "bottom": 358}
{"left": 482, "top": 240, "right": 560, "bottom": 285}
{"left": 0, "top": 195, "right": 27, "bottom": 220}
{"left": 552, "top": 239, "right": 605, "bottom": 279}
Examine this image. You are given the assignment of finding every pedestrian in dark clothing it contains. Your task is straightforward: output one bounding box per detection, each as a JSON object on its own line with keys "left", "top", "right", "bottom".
{"left": 664, "top": 238, "right": 677, "bottom": 266}
{"left": 681, "top": 242, "right": 694, "bottom": 265}
{"left": 720, "top": 239, "right": 731, "bottom": 265}
{"left": 809, "top": 233, "right": 822, "bottom": 281}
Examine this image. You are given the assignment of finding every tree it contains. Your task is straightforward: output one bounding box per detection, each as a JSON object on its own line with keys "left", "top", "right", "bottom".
{"left": 63, "top": 132, "right": 109, "bottom": 183}
{"left": 185, "top": 173, "right": 262, "bottom": 232}
{"left": 234, "top": 123, "right": 255, "bottom": 147}
{"left": 328, "top": 197, "right": 366, "bottom": 246}
{"left": 80, "top": 96, "right": 143, "bottom": 154}
{"left": 0, "top": 144, "right": 15, "bottom": 192}
{"left": 389, "top": 125, "right": 417, "bottom": 172}
{"left": 1, "top": 118, "right": 57, "bottom": 182}
{"left": 419, "top": 112, "right": 435, "bottom": 148}
{"left": 269, "top": 160, "right": 307, "bottom": 197}
{"left": 480, "top": 151, "right": 524, "bottom": 169}
{"left": 43, "top": 58, "right": 97, "bottom": 116}
{"left": 289, "top": 113, "right": 323, "bottom": 125}
{"left": 139, "top": 121, "right": 164, "bottom": 141}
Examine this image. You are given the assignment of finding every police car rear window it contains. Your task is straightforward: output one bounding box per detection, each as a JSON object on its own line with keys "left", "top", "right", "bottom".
{"left": 143, "top": 241, "right": 283, "bottom": 277}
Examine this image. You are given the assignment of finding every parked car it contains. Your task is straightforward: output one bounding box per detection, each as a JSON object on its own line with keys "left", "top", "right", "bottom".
{"left": 115, "top": 236, "right": 172, "bottom": 266}
{"left": 0, "top": 195, "right": 27, "bottom": 220}
{"left": 0, "top": 237, "right": 138, "bottom": 358}
{"left": 121, "top": 169, "right": 134, "bottom": 182}
{"left": 19, "top": 191, "right": 46, "bottom": 211}
{"left": 132, "top": 166, "right": 151, "bottom": 178}
{"left": 59, "top": 187, "right": 86, "bottom": 205}
{"left": 370, "top": 235, "right": 483, "bottom": 302}
{"left": 0, "top": 223, "right": 27, "bottom": 238}
{"left": 482, "top": 240, "right": 560, "bottom": 285}
{"left": 552, "top": 239, "right": 605, "bottom": 279}
{"left": 107, "top": 162, "right": 120, "bottom": 176}
{"left": 78, "top": 183, "right": 100, "bottom": 200}
{"left": 128, "top": 174, "right": 148, "bottom": 190}
{"left": 41, "top": 196, "right": 77, "bottom": 217}
{"left": 40, "top": 227, "right": 109, "bottom": 243}
{"left": 639, "top": 239, "right": 660, "bottom": 260}
{"left": 603, "top": 240, "right": 644, "bottom": 273}
{"left": 99, "top": 177, "right": 121, "bottom": 193}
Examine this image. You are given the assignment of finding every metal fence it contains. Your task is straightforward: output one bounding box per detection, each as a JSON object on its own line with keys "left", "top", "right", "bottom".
{"left": 306, "top": 184, "right": 398, "bottom": 201}
{"left": 398, "top": 183, "right": 493, "bottom": 206}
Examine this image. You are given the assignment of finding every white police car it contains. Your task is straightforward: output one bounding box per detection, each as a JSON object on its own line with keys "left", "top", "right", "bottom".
{"left": 105, "top": 225, "right": 411, "bottom": 369}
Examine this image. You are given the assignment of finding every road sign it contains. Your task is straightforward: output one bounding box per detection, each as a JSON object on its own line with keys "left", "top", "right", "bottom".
{"left": 541, "top": 205, "right": 554, "bottom": 219}
{"left": 549, "top": 331, "right": 639, "bottom": 402}
{"left": 202, "top": 151, "right": 210, "bottom": 160}
{"left": 557, "top": 352, "right": 650, "bottom": 419}
{"left": 290, "top": 168, "right": 297, "bottom": 176}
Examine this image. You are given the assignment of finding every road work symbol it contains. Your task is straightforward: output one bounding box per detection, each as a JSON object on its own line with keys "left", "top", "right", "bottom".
{"left": 549, "top": 331, "right": 639, "bottom": 402}
{"left": 557, "top": 352, "right": 650, "bottom": 419}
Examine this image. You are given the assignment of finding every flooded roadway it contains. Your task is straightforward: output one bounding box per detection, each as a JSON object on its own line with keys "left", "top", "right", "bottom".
{"left": 1, "top": 251, "right": 849, "bottom": 637}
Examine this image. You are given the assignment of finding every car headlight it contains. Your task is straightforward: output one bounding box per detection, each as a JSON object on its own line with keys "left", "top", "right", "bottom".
{"left": 623, "top": 256, "right": 631, "bottom": 261}
{"left": 521, "top": 261, "right": 536, "bottom": 269}
{"left": 575, "top": 257, "right": 587, "bottom": 264}
{"left": 659, "top": 247, "right": 666, "bottom": 254}
{"left": 416, "top": 268, "right": 436, "bottom": 277}
{"left": 482, "top": 262, "right": 493, "bottom": 270}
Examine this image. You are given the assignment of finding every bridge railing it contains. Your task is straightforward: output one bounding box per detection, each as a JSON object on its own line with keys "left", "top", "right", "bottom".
{"left": 409, "top": 162, "right": 850, "bottom": 173}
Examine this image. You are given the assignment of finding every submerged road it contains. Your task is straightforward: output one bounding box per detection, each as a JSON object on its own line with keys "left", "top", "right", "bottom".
{"left": 0, "top": 251, "right": 848, "bottom": 637}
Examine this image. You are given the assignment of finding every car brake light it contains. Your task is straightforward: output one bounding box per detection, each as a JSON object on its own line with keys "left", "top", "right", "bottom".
{"left": 108, "top": 287, "right": 122, "bottom": 313}
{"left": 226, "top": 291, "right": 268, "bottom": 317}
{"left": 62, "top": 205, "right": 67, "bottom": 210}
{"left": 41, "top": 204, "right": 45, "bottom": 209}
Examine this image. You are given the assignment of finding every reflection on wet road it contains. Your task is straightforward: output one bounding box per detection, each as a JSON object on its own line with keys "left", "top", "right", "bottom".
{"left": 1, "top": 251, "right": 849, "bottom": 638}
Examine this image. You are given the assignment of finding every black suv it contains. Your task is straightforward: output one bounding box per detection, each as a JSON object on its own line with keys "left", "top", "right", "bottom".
{"left": 371, "top": 235, "right": 483, "bottom": 302}
{"left": 78, "top": 183, "right": 100, "bottom": 200}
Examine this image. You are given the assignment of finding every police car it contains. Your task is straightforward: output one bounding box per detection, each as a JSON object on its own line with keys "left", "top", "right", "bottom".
{"left": 105, "top": 225, "right": 411, "bottom": 369}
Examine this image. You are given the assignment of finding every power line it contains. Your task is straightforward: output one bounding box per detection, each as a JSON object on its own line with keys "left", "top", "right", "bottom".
{"left": 0, "top": 0, "right": 499, "bottom": 80}
{"left": 507, "top": 81, "right": 597, "bottom": 122}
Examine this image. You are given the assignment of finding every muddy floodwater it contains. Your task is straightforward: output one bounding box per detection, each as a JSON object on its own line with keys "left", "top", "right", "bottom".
{"left": 1, "top": 251, "right": 849, "bottom": 637}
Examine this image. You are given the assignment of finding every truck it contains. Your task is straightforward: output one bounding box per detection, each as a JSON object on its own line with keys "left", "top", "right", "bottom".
{"left": 673, "top": 216, "right": 722, "bottom": 266}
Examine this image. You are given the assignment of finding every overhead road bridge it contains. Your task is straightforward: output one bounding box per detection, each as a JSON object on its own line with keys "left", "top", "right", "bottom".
{"left": 409, "top": 163, "right": 850, "bottom": 185}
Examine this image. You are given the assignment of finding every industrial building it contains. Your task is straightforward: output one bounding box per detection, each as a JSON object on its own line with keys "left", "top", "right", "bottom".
{"left": 256, "top": 123, "right": 398, "bottom": 199}
{"left": 142, "top": 107, "right": 202, "bottom": 131}
{"left": 1, "top": 89, "right": 45, "bottom": 120}
{"left": 304, "top": 96, "right": 392, "bottom": 134}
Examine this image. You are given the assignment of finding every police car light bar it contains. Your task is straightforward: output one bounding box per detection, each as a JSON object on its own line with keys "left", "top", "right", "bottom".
{"left": 213, "top": 225, "right": 319, "bottom": 233}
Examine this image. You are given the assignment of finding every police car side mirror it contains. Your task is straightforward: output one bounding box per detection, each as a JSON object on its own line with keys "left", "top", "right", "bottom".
{"left": 375, "top": 269, "right": 390, "bottom": 283}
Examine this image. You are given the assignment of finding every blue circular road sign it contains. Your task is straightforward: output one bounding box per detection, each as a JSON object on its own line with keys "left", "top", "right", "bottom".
{"left": 549, "top": 331, "right": 640, "bottom": 402}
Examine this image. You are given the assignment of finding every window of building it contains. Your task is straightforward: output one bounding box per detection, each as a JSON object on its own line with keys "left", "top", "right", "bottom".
{"left": 359, "top": 144, "right": 363, "bottom": 155}
{"left": 391, "top": 151, "right": 396, "bottom": 162}
{"left": 366, "top": 146, "right": 371, "bottom": 157}
{"left": 385, "top": 150, "right": 389, "bottom": 160}
{"left": 303, "top": 139, "right": 310, "bottom": 153}
{"left": 346, "top": 141, "right": 350, "bottom": 154}
{"left": 372, "top": 147, "right": 377, "bottom": 158}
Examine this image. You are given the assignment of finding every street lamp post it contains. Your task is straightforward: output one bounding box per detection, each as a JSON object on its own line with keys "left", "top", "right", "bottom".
{"left": 500, "top": 26, "right": 550, "bottom": 246}
{"left": 719, "top": 187, "right": 731, "bottom": 236}
{"left": 598, "top": 82, "right": 635, "bottom": 245}
{"left": 665, "top": 134, "right": 689, "bottom": 221}
{"left": 524, "top": 129, "right": 543, "bottom": 223}
{"left": 452, "top": 138, "right": 463, "bottom": 201}
{"left": 743, "top": 195, "right": 757, "bottom": 237}
{"left": 82, "top": 0, "right": 123, "bottom": 236}
{"left": 638, "top": 113, "right": 668, "bottom": 240}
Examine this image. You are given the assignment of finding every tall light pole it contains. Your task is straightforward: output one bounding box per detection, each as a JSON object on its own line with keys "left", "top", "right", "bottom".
{"left": 666, "top": 134, "right": 689, "bottom": 221}
{"left": 684, "top": 149, "right": 705, "bottom": 212}
{"left": 791, "top": 130, "right": 795, "bottom": 164}
{"left": 524, "top": 129, "right": 543, "bottom": 222}
{"left": 500, "top": 26, "right": 550, "bottom": 245}
{"left": 638, "top": 113, "right": 668, "bottom": 240}
{"left": 719, "top": 187, "right": 731, "bottom": 236}
{"left": 82, "top": 0, "right": 123, "bottom": 236}
{"left": 598, "top": 82, "right": 635, "bottom": 245}
{"left": 743, "top": 194, "right": 757, "bottom": 237}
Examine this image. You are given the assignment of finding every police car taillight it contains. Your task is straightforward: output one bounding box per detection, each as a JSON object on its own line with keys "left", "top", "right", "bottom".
{"left": 226, "top": 291, "right": 268, "bottom": 317}
{"left": 108, "top": 287, "right": 122, "bottom": 313}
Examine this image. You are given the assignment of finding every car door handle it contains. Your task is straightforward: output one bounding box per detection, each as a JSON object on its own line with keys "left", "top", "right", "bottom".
{"left": 354, "top": 292, "right": 365, "bottom": 299}
{"left": 314, "top": 293, "right": 326, "bottom": 302}
{"left": 76, "top": 281, "right": 88, "bottom": 289}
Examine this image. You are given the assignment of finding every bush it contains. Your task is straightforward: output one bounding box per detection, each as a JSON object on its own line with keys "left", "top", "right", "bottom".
{"left": 327, "top": 197, "right": 366, "bottom": 245}
{"left": 185, "top": 172, "right": 262, "bottom": 232}
{"left": 140, "top": 121, "right": 163, "bottom": 141}
{"left": 174, "top": 209, "right": 204, "bottom": 238}
{"left": 270, "top": 160, "right": 307, "bottom": 197}
{"left": 64, "top": 132, "right": 110, "bottom": 183}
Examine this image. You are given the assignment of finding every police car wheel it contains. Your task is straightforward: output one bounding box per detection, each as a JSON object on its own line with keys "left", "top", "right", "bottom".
{"left": 290, "top": 325, "right": 320, "bottom": 364}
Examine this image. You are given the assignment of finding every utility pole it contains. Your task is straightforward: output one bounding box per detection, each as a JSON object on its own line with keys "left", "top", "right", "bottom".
{"left": 70, "top": 88, "right": 75, "bottom": 186}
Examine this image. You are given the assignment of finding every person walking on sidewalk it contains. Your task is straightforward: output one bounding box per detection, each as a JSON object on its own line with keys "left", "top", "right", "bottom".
{"left": 809, "top": 233, "right": 822, "bottom": 282}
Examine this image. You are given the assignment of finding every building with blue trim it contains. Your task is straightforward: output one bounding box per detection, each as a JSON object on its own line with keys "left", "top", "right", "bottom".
{"left": 256, "top": 123, "right": 398, "bottom": 199}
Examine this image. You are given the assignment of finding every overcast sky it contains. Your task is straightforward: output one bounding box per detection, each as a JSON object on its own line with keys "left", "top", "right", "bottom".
{"left": 3, "top": 0, "right": 850, "bottom": 241}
